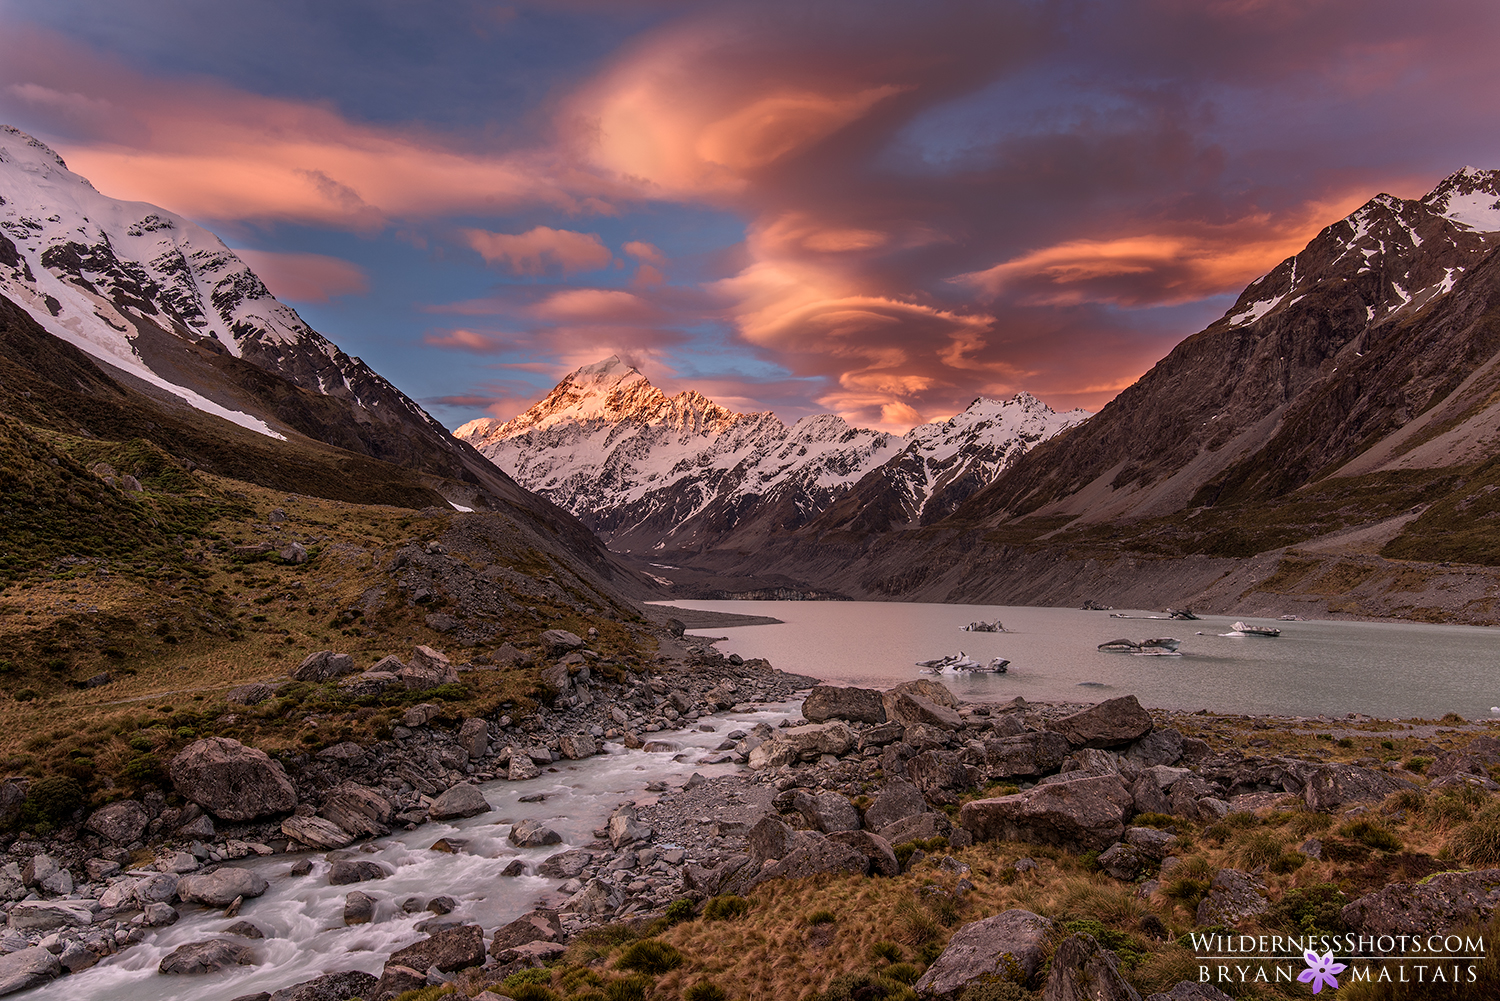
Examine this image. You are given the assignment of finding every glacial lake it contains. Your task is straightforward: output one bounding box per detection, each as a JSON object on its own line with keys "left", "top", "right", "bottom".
{"left": 660, "top": 601, "right": 1500, "bottom": 721}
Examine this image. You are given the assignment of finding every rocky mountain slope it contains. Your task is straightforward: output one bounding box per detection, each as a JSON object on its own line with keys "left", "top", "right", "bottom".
{"left": 456, "top": 356, "right": 1087, "bottom": 553}
{"left": 0, "top": 124, "right": 539, "bottom": 513}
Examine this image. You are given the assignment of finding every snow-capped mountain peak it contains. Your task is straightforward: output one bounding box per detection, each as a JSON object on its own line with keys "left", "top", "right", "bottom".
{"left": 1422, "top": 165, "right": 1500, "bottom": 231}
{"left": 455, "top": 362, "right": 1088, "bottom": 551}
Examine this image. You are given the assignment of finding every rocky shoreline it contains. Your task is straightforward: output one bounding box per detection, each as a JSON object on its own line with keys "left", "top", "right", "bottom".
{"left": 3, "top": 629, "right": 1499, "bottom": 1000}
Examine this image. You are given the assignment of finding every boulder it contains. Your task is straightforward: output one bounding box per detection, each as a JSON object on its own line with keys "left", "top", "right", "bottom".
{"left": 960, "top": 774, "right": 1134, "bottom": 850}
{"left": 791, "top": 790, "right": 861, "bottom": 833}
{"left": 1125, "top": 728, "right": 1184, "bottom": 767}
{"left": 1341, "top": 868, "right": 1500, "bottom": 936}
{"left": 559, "top": 734, "right": 597, "bottom": 760}
{"left": 540, "top": 629, "right": 586, "bottom": 654}
{"left": 388, "top": 923, "right": 486, "bottom": 971}
{"left": 608, "top": 807, "right": 653, "bottom": 848}
{"left": 827, "top": 830, "right": 900, "bottom": 876}
{"left": 328, "top": 860, "right": 389, "bottom": 885}
{"left": 508, "top": 754, "right": 541, "bottom": 781}
{"left": 907, "top": 750, "right": 978, "bottom": 804}
{"left": 561, "top": 878, "right": 622, "bottom": 917}
{"left": 754, "top": 831, "right": 868, "bottom": 885}
{"left": 1097, "top": 842, "right": 1146, "bottom": 881}
{"left": 1042, "top": 933, "right": 1142, "bottom": 1001}
{"left": 1300, "top": 763, "right": 1414, "bottom": 811}
{"left": 319, "top": 783, "right": 393, "bottom": 839}
{"left": 890, "top": 691, "right": 963, "bottom": 730}
{"left": 458, "top": 718, "right": 489, "bottom": 759}
{"left": 538, "top": 850, "right": 593, "bottom": 879}
{"left": 177, "top": 868, "right": 270, "bottom": 907}
{"left": 1195, "top": 869, "right": 1268, "bottom": 926}
{"left": 6, "top": 900, "right": 94, "bottom": 932}
{"left": 772, "top": 721, "right": 856, "bottom": 760}
{"left": 1050, "top": 696, "right": 1153, "bottom": 749}
{"left": 983, "top": 732, "right": 1071, "bottom": 778}
{"left": 489, "top": 908, "right": 564, "bottom": 955}
{"left": 291, "top": 651, "right": 357, "bottom": 683}
{"left": 0, "top": 947, "right": 60, "bottom": 995}
{"left": 282, "top": 815, "right": 354, "bottom": 850}
{"left": 865, "top": 780, "right": 929, "bottom": 830}
{"left": 169, "top": 737, "right": 297, "bottom": 821}
{"left": 429, "top": 783, "right": 491, "bottom": 820}
{"left": 134, "top": 872, "right": 180, "bottom": 906}
{"left": 344, "top": 890, "right": 376, "bottom": 925}
{"left": 878, "top": 811, "right": 957, "bottom": 846}
{"left": 267, "top": 971, "right": 379, "bottom": 1001}
{"left": 746, "top": 816, "right": 799, "bottom": 862}
{"left": 802, "top": 685, "right": 887, "bottom": 724}
{"left": 227, "top": 683, "right": 274, "bottom": 706}
{"left": 1123, "top": 825, "right": 1179, "bottom": 860}
{"left": 84, "top": 799, "right": 150, "bottom": 844}
{"left": 158, "top": 939, "right": 254, "bottom": 975}
{"left": 511, "top": 818, "right": 564, "bottom": 848}
{"left": 913, "top": 909, "right": 1055, "bottom": 996}
{"left": 1428, "top": 736, "right": 1500, "bottom": 780}
{"left": 887, "top": 679, "right": 960, "bottom": 709}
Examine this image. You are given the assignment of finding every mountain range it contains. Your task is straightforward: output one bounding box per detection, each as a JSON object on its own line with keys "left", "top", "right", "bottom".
{"left": 455, "top": 357, "right": 1088, "bottom": 555}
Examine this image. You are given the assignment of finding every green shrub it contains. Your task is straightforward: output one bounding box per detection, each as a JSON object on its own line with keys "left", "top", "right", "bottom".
{"left": 808, "top": 909, "right": 837, "bottom": 925}
{"left": 19, "top": 775, "right": 84, "bottom": 828}
{"left": 1336, "top": 737, "right": 1354, "bottom": 748}
{"left": 604, "top": 975, "right": 654, "bottom": 1001}
{"left": 616, "top": 938, "right": 684, "bottom": 974}
{"left": 1238, "top": 830, "right": 1284, "bottom": 868}
{"left": 683, "top": 983, "right": 729, "bottom": 1001}
{"left": 885, "top": 962, "right": 921, "bottom": 985}
{"left": 1060, "top": 919, "right": 1148, "bottom": 968}
{"left": 818, "top": 972, "right": 918, "bottom": 1001}
{"left": 1131, "top": 812, "right": 1176, "bottom": 829}
{"left": 1338, "top": 818, "right": 1403, "bottom": 852}
{"left": 501, "top": 968, "right": 553, "bottom": 989}
{"left": 704, "top": 895, "right": 749, "bottom": 921}
{"left": 14, "top": 689, "right": 37, "bottom": 702}
{"left": 663, "top": 897, "right": 695, "bottom": 924}
{"left": 870, "top": 941, "right": 904, "bottom": 963}
{"left": 1270, "top": 851, "right": 1307, "bottom": 874}
{"left": 1406, "top": 756, "right": 1433, "bottom": 774}
{"left": 507, "top": 986, "right": 561, "bottom": 1001}
{"left": 1449, "top": 811, "right": 1500, "bottom": 867}
{"left": 1269, "top": 883, "right": 1349, "bottom": 937}
{"left": 957, "top": 979, "right": 1028, "bottom": 1001}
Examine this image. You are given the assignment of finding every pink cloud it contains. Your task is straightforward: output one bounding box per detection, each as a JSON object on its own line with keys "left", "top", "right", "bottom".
{"left": 232, "top": 248, "right": 369, "bottom": 303}
{"left": 623, "top": 240, "right": 667, "bottom": 264}
{"left": 423, "top": 328, "right": 511, "bottom": 352}
{"left": 462, "top": 226, "right": 614, "bottom": 276}
{"left": 528, "top": 288, "right": 661, "bottom": 321}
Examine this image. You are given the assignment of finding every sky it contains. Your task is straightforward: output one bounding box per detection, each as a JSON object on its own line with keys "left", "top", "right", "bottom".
{"left": 2, "top": 0, "right": 1499, "bottom": 432}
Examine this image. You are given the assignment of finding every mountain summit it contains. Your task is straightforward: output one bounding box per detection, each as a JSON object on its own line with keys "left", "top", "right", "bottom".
{"left": 456, "top": 359, "right": 1088, "bottom": 552}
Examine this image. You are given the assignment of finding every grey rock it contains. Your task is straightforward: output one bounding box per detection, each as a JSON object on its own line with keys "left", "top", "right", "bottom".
{"left": 1123, "top": 826, "right": 1179, "bottom": 860}
{"left": 746, "top": 816, "right": 799, "bottom": 862}
{"left": 140, "top": 901, "right": 180, "bottom": 926}
{"left": 7, "top": 900, "right": 94, "bottom": 932}
{"left": 387, "top": 923, "right": 486, "bottom": 972}
{"left": 1042, "top": 932, "right": 1142, "bottom": 1001}
{"left": 429, "top": 783, "right": 490, "bottom": 820}
{"left": 983, "top": 731, "right": 1071, "bottom": 778}
{"left": 1125, "top": 728, "right": 1184, "bottom": 767}
{"left": 169, "top": 737, "right": 297, "bottom": 821}
{"left": 344, "top": 890, "right": 376, "bottom": 925}
{"left": 158, "top": 939, "right": 254, "bottom": 975}
{"left": 0, "top": 946, "right": 61, "bottom": 995}
{"left": 400, "top": 645, "right": 459, "bottom": 690}
{"left": 802, "top": 685, "right": 887, "bottom": 724}
{"left": 225, "top": 920, "right": 265, "bottom": 938}
{"left": 1050, "top": 695, "right": 1153, "bottom": 749}
{"left": 913, "top": 908, "right": 1055, "bottom": 995}
{"left": 864, "top": 779, "right": 928, "bottom": 830}
{"left": 792, "top": 790, "right": 861, "bottom": 833}
{"left": 58, "top": 939, "right": 100, "bottom": 973}
{"left": 227, "top": 683, "right": 274, "bottom": 706}
{"left": 827, "top": 830, "right": 900, "bottom": 876}
{"left": 1341, "top": 868, "right": 1500, "bottom": 936}
{"left": 489, "top": 908, "right": 563, "bottom": 955}
{"left": 878, "top": 811, "right": 955, "bottom": 846}
{"left": 291, "top": 651, "right": 356, "bottom": 683}
{"left": 1300, "top": 763, "right": 1414, "bottom": 811}
{"left": 328, "top": 860, "right": 389, "bottom": 885}
{"left": 1097, "top": 842, "right": 1146, "bottom": 881}
{"left": 961, "top": 774, "right": 1134, "bottom": 850}
{"left": 559, "top": 733, "right": 597, "bottom": 760}
{"left": 753, "top": 832, "right": 868, "bottom": 885}
{"left": 510, "top": 818, "right": 564, "bottom": 848}
{"left": 458, "top": 718, "right": 489, "bottom": 759}
{"left": 134, "top": 872, "right": 180, "bottom": 905}
{"left": 282, "top": 815, "right": 354, "bottom": 850}
{"left": 85, "top": 799, "right": 150, "bottom": 844}
{"left": 319, "top": 782, "right": 393, "bottom": 840}
{"left": 890, "top": 691, "right": 963, "bottom": 730}
{"left": 21, "top": 854, "right": 57, "bottom": 888}
{"left": 608, "top": 807, "right": 652, "bottom": 848}
{"left": 508, "top": 754, "right": 541, "bottom": 781}
{"left": 540, "top": 629, "right": 586, "bottom": 654}
{"left": 907, "top": 749, "right": 977, "bottom": 804}
{"left": 267, "top": 970, "right": 379, "bottom": 1001}
{"left": 177, "top": 868, "right": 270, "bottom": 907}
{"left": 1195, "top": 869, "right": 1268, "bottom": 926}
{"left": 538, "top": 850, "right": 593, "bottom": 879}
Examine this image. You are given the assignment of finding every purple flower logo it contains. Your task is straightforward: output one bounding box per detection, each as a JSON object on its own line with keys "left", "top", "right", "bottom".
{"left": 1299, "top": 950, "right": 1347, "bottom": 993}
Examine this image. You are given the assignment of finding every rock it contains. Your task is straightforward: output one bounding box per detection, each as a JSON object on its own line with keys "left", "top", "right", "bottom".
{"left": 58, "top": 939, "right": 100, "bottom": 973}
{"left": 226, "top": 921, "right": 264, "bottom": 938}
{"left": 864, "top": 780, "right": 929, "bottom": 830}
{"left": 1050, "top": 695, "right": 1153, "bottom": 749}
{"left": 267, "top": 970, "right": 379, "bottom": 1001}
{"left": 1427, "top": 736, "right": 1500, "bottom": 779}
{"left": 1301, "top": 763, "right": 1414, "bottom": 811}
{"left": 802, "top": 685, "right": 887, "bottom": 724}
{"left": 913, "top": 909, "right": 1055, "bottom": 996}
{"left": 1097, "top": 842, "right": 1146, "bottom": 881}
{"left": 754, "top": 832, "right": 868, "bottom": 885}
{"left": 282, "top": 815, "right": 354, "bottom": 850}
{"left": 960, "top": 774, "right": 1134, "bottom": 850}
{"left": 541, "top": 629, "right": 586, "bottom": 654}
{"left": 288, "top": 859, "right": 313, "bottom": 877}
{"left": 134, "top": 872, "right": 180, "bottom": 905}
{"left": 1125, "top": 728, "right": 1184, "bottom": 767}
{"left": 492, "top": 939, "right": 569, "bottom": 966}
{"left": 983, "top": 732, "right": 1071, "bottom": 778}
{"left": 907, "top": 750, "right": 977, "bottom": 804}
{"left": 291, "top": 651, "right": 357, "bottom": 682}
{"left": 177, "top": 868, "right": 270, "bottom": 907}
{"left": 1123, "top": 826, "right": 1179, "bottom": 860}
{"left": 400, "top": 646, "right": 459, "bottom": 690}
{"left": 39, "top": 868, "right": 73, "bottom": 895}
{"left": 559, "top": 734, "right": 597, "bottom": 759}
{"left": 1341, "top": 868, "right": 1500, "bottom": 936}
{"left": 280, "top": 542, "right": 308, "bottom": 563}
{"left": 84, "top": 799, "right": 150, "bottom": 844}
{"left": 750, "top": 722, "right": 855, "bottom": 768}
{"left": 1145, "top": 984, "right": 1233, "bottom": 1001}
{"left": 490, "top": 909, "right": 564, "bottom": 955}
{"left": 608, "top": 807, "right": 653, "bottom": 848}
{"left": 403, "top": 703, "right": 441, "bottom": 727}
{"left": 319, "top": 782, "right": 394, "bottom": 839}
{"left": 329, "top": 860, "right": 389, "bottom": 885}
{"left": 1195, "top": 869, "right": 1268, "bottom": 926}
{"left": 887, "top": 679, "right": 960, "bottom": 710}
{"left": 344, "top": 890, "right": 376, "bottom": 925}
{"left": 510, "top": 818, "right": 564, "bottom": 848}
{"left": 158, "top": 939, "right": 254, "bottom": 975}
{"left": 227, "top": 683, "right": 274, "bottom": 706}
{"left": 561, "top": 878, "right": 622, "bottom": 917}
{"left": 541, "top": 662, "right": 572, "bottom": 695}
{"left": 1043, "top": 933, "right": 1142, "bottom": 1001}
{"left": 169, "top": 737, "right": 297, "bottom": 821}
{"left": 878, "top": 811, "right": 956, "bottom": 846}
{"left": 7, "top": 900, "right": 94, "bottom": 932}
{"left": 539, "top": 850, "right": 593, "bottom": 879}
{"left": 459, "top": 718, "right": 489, "bottom": 759}
{"left": 792, "top": 790, "right": 861, "bottom": 833}
{"left": 160, "top": 850, "right": 200, "bottom": 874}
{"left": 1298, "top": 837, "right": 1324, "bottom": 860}
{"left": 388, "top": 923, "right": 486, "bottom": 971}
{"left": 746, "top": 816, "right": 799, "bottom": 862}
{"left": 21, "top": 854, "right": 57, "bottom": 888}
{"left": 0, "top": 946, "right": 62, "bottom": 995}
{"left": 827, "top": 830, "right": 900, "bottom": 876}
{"left": 508, "top": 754, "right": 541, "bottom": 781}
{"left": 429, "top": 783, "right": 490, "bottom": 820}
{"left": 177, "top": 813, "right": 217, "bottom": 839}
{"left": 890, "top": 691, "right": 963, "bottom": 730}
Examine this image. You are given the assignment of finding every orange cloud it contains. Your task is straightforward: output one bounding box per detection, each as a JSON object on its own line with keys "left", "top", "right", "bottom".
{"left": 232, "top": 249, "right": 368, "bottom": 303}
{"left": 529, "top": 288, "right": 659, "bottom": 321}
{"left": 623, "top": 240, "right": 667, "bottom": 264}
{"left": 462, "top": 226, "right": 614, "bottom": 276}
{"left": 423, "top": 328, "right": 510, "bottom": 351}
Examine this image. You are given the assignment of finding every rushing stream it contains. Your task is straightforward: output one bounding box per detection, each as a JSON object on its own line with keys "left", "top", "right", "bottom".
{"left": 56, "top": 702, "right": 799, "bottom": 1001}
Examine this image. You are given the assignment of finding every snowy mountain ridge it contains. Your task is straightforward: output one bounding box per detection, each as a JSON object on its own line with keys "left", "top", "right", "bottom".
{"left": 455, "top": 357, "right": 1089, "bottom": 550}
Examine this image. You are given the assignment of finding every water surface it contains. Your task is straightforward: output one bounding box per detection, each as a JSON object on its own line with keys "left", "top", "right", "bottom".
{"left": 663, "top": 600, "right": 1500, "bottom": 720}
